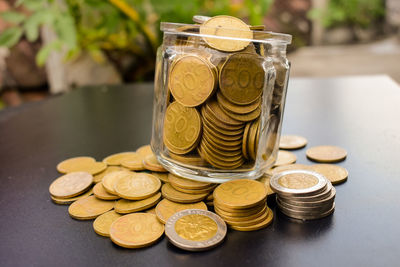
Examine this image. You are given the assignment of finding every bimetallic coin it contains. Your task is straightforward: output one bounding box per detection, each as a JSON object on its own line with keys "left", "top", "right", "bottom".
{"left": 274, "top": 150, "right": 297, "bottom": 166}
{"left": 68, "top": 195, "right": 114, "bottom": 220}
{"left": 49, "top": 172, "right": 93, "bottom": 199}
{"left": 279, "top": 203, "right": 335, "bottom": 221}
{"left": 277, "top": 197, "right": 334, "bottom": 213}
{"left": 306, "top": 145, "right": 347, "bottom": 163}
{"left": 93, "top": 210, "right": 122, "bottom": 237}
{"left": 50, "top": 188, "right": 93, "bottom": 205}
{"left": 110, "top": 213, "right": 164, "bottom": 248}
{"left": 311, "top": 164, "right": 348, "bottom": 185}
{"left": 165, "top": 209, "right": 227, "bottom": 251}
{"left": 270, "top": 170, "right": 328, "bottom": 197}
{"left": 163, "top": 102, "right": 202, "bottom": 154}
{"left": 278, "top": 182, "right": 334, "bottom": 203}
{"left": 219, "top": 53, "right": 265, "bottom": 105}
{"left": 169, "top": 55, "right": 216, "bottom": 107}
{"left": 155, "top": 199, "right": 208, "bottom": 224}
{"left": 93, "top": 182, "right": 120, "bottom": 200}
{"left": 115, "top": 172, "right": 161, "bottom": 200}
{"left": 114, "top": 193, "right": 162, "bottom": 214}
{"left": 213, "top": 179, "right": 267, "bottom": 209}
{"left": 279, "top": 135, "right": 308, "bottom": 150}
{"left": 200, "top": 15, "right": 252, "bottom": 52}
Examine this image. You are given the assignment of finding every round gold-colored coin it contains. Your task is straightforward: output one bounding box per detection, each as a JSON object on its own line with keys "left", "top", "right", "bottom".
{"left": 163, "top": 102, "right": 202, "bottom": 154}
{"left": 205, "top": 99, "right": 243, "bottom": 126}
{"left": 257, "top": 174, "right": 275, "bottom": 196}
{"left": 57, "top": 157, "right": 106, "bottom": 175}
{"left": 279, "top": 135, "right": 308, "bottom": 150}
{"left": 223, "top": 207, "right": 269, "bottom": 227}
{"left": 229, "top": 208, "right": 273, "bottom": 231}
{"left": 201, "top": 105, "right": 244, "bottom": 130}
{"left": 155, "top": 199, "right": 208, "bottom": 224}
{"left": 115, "top": 172, "right": 161, "bottom": 200}
{"left": 311, "top": 164, "right": 348, "bottom": 185}
{"left": 306, "top": 145, "right": 347, "bottom": 163}
{"left": 213, "top": 179, "right": 267, "bottom": 209}
{"left": 199, "top": 15, "right": 252, "bottom": 52}
{"left": 170, "top": 183, "right": 215, "bottom": 195}
{"left": 217, "top": 205, "right": 267, "bottom": 223}
{"left": 200, "top": 139, "right": 243, "bottom": 160}
{"left": 114, "top": 192, "right": 162, "bottom": 214}
{"left": 56, "top": 157, "right": 95, "bottom": 173}
{"left": 49, "top": 172, "right": 93, "bottom": 199}
{"left": 145, "top": 207, "right": 156, "bottom": 214}
{"left": 136, "top": 145, "right": 153, "bottom": 157}
{"left": 143, "top": 154, "right": 167, "bottom": 172}
{"left": 110, "top": 213, "right": 164, "bottom": 248}
{"left": 202, "top": 131, "right": 242, "bottom": 152}
{"left": 68, "top": 195, "right": 114, "bottom": 220}
{"left": 93, "top": 166, "right": 127, "bottom": 183}
{"left": 50, "top": 188, "right": 93, "bottom": 205}
{"left": 102, "top": 152, "right": 138, "bottom": 166}
{"left": 219, "top": 53, "right": 264, "bottom": 105}
{"left": 203, "top": 114, "right": 244, "bottom": 136}
{"left": 93, "top": 210, "right": 122, "bottom": 237}
{"left": 274, "top": 150, "right": 297, "bottom": 167}
{"left": 151, "top": 172, "right": 170, "bottom": 183}
{"left": 217, "top": 92, "right": 260, "bottom": 114}
{"left": 169, "top": 55, "right": 216, "bottom": 107}
{"left": 219, "top": 102, "right": 261, "bottom": 122}
{"left": 161, "top": 183, "right": 208, "bottom": 204}
{"left": 93, "top": 182, "right": 120, "bottom": 200}
{"left": 248, "top": 119, "right": 260, "bottom": 160}
{"left": 242, "top": 122, "right": 251, "bottom": 159}
{"left": 102, "top": 170, "right": 132, "bottom": 195}
{"left": 169, "top": 153, "right": 207, "bottom": 166}
{"left": 120, "top": 153, "right": 145, "bottom": 171}
{"left": 168, "top": 173, "right": 212, "bottom": 189}
{"left": 214, "top": 202, "right": 265, "bottom": 217}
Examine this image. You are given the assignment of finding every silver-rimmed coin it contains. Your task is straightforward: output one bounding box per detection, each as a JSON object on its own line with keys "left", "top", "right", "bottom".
{"left": 278, "top": 181, "right": 333, "bottom": 203}
{"left": 279, "top": 203, "right": 335, "bottom": 220}
{"left": 270, "top": 170, "right": 328, "bottom": 197}
{"left": 277, "top": 197, "right": 334, "bottom": 213}
{"left": 279, "top": 187, "right": 336, "bottom": 207}
{"left": 165, "top": 209, "right": 227, "bottom": 251}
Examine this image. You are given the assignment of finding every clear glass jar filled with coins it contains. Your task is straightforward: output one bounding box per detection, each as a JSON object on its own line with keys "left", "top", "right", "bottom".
{"left": 151, "top": 15, "right": 292, "bottom": 183}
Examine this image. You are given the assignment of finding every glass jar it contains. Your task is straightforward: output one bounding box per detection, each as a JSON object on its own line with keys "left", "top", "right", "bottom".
{"left": 151, "top": 22, "right": 292, "bottom": 183}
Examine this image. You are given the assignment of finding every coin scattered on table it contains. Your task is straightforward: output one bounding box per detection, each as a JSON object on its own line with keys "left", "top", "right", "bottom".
{"left": 165, "top": 209, "right": 227, "bottom": 251}
{"left": 51, "top": 188, "right": 93, "bottom": 205}
{"left": 68, "top": 195, "right": 115, "bottom": 220}
{"left": 114, "top": 192, "right": 162, "bottom": 214}
{"left": 93, "top": 182, "right": 120, "bottom": 200}
{"left": 115, "top": 172, "right": 161, "bottom": 200}
{"left": 311, "top": 164, "right": 348, "bottom": 185}
{"left": 155, "top": 199, "right": 208, "bottom": 224}
{"left": 93, "top": 166, "right": 127, "bottom": 183}
{"left": 279, "top": 135, "right": 308, "bottom": 150}
{"left": 49, "top": 172, "right": 93, "bottom": 199}
{"left": 136, "top": 145, "right": 153, "bottom": 157}
{"left": 102, "top": 170, "right": 132, "bottom": 195}
{"left": 57, "top": 157, "right": 106, "bottom": 175}
{"left": 93, "top": 210, "right": 122, "bottom": 237}
{"left": 274, "top": 150, "right": 297, "bottom": 167}
{"left": 306, "top": 145, "right": 347, "bottom": 163}
{"left": 110, "top": 213, "right": 164, "bottom": 248}
{"left": 143, "top": 154, "right": 168, "bottom": 172}
{"left": 161, "top": 183, "right": 208, "bottom": 203}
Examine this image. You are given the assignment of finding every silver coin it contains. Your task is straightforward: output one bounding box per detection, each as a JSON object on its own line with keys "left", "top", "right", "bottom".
{"left": 270, "top": 170, "right": 328, "bottom": 197}
{"left": 192, "top": 15, "right": 211, "bottom": 24}
{"left": 165, "top": 209, "right": 227, "bottom": 251}
{"left": 278, "top": 181, "right": 334, "bottom": 203}
{"left": 277, "top": 197, "right": 334, "bottom": 213}
{"left": 279, "top": 203, "right": 335, "bottom": 220}
{"left": 279, "top": 186, "right": 336, "bottom": 207}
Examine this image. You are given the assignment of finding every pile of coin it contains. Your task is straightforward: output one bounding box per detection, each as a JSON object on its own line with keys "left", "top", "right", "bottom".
{"left": 162, "top": 15, "right": 282, "bottom": 170}
{"left": 270, "top": 170, "right": 336, "bottom": 220}
{"left": 213, "top": 179, "right": 274, "bottom": 231}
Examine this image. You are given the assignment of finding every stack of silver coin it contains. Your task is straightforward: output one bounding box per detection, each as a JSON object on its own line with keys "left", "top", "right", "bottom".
{"left": 270, "top": 170, "right": 336, "bottom": 220}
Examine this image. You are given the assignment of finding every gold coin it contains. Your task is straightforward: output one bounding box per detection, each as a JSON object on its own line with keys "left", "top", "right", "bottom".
{"left": 115, "top": 172, "right": 161, "bottom": 200}
{"left": 49, "top": 172, "right": 93, "bottom": 199}
{"left": 217, "top": 92, "right": 260, "bottom": 114}
{"left": 201, "top": 105, "right": 244, "bottom": 131}
{"left": 202, "top": 131, "right": 242, "bottom": 152}
{"left": 163, "top": 102, "right": 202, "bottom": 154}
{"left": 213, "top": 179, "right": 267, "bottom": 209}
{"left": 68, "top": 195, "right": 114, "bottom": 220}
{"left": 242, "top": 122, "right": 251, "bottom": 159}
{"left": 110, "top": 213, "right": 164, "bottom": 248}
{"left": 114, "top": 192, "right": 162, "bottom": 214}
{"left": 103, "top": 152, "right": 139, "bottom": 166}
{"left": 169, "top": 153, "right": 207, "bottom": 166}
{"left": 219, "top": 53, "right": 264, "bottom": 105}
{"left": 120, "top": 154, "right": 145, "bottom": 171}
{"left": 306, "top": 145, "right": 347, "bottom": 163}
{"left": 200, "top": 139, "right": 243, "bottom": 160}
{"left": 93, "top": 210, "right": 122, "bottom": 237}
{"left": 205, "top": 99, "right": 243, "bottom": 126}
{"left": 57, "top": 157, "right": 106, "bottom": 175}
{"left": 219, "top": 103, "right": 261, "bottom": 122}
{"left": 278, "top": 172, "right": 319, "bottom": 189}
{"left": 151, "top": 172, "right": 170, "bottom": 183}
{"left": 202, "top": 114, "right": 244, "bottom": 136}
{"left": 279, "top": 135, "right": 308, "bottom": 150}
{"left": 102, "top": 170, "right": 132, "bottom": 195}
{"left": 136, "top": 145, "right": 153, "bottom": 157}
{"left": 170, "top": 183, "right": 216, "bottom": 195}
{"left": 155, "top": 198, "right": 207, "bottom": 224}
{"left": 143, "top": 154, "right": 167, "bottom": 172}
{"left": 274, "top": 150, "right": 297, "bottom": 166}
{"left": 206, "top": 193, "right": 214, "bottom": 201}
{"left": 50, "top": 188, "right": 93, "bottom": 205}
{"left": 199, "top": 143, "right": 244, "bottom": 168}
{"left": 248, "top": 119, "right": 260, "bottom": 161}
{"left": 214, "top": 202, "right": 265, "bottom": 217}
{"left": 311, "top": 164, "right": 348, "bottom": 185}
{"left": 56, "top": 157, "right": 95, "bottom": 173}
{"left": 223, "top": 207, "right": 269, "bottom": 227}
{"left": 256, "top": 174, "right": 275, "bottom": 196}
{"left": 93, "top": 182, "right": 120, "bottom": 200}
{"left": 145, "top": 207, "right": 156, "bottom": 214}
{"left": 229, "top": 208, "right": 273, "bottom": 231}
{"left": 202, "top": 121, "right": 243, "bottom": 142}
{"left": 93, "top": 166, "right": 127, "bottom": 183}
{"left": 175, "top": 214, "right": 218, "bottom": 241}
{"left": 199, "top": 15, "right": 252, "bottom": 52}
{"left": 161, "top": 183, "right": 208, "bottom": 203}
{"left": 217, "top": 205, "right": 267, "bottom": 223}
{"left": 169, "top": 55, "right": 216, "bottom": 107}
{"left": 168, "top": 173, "right": 212, "bottom": 189}
{"left": 198, "top": 146, "right": 244, "bottom": 169}
{"left": 271, "top": 164, "right": 311, "bottom": 175}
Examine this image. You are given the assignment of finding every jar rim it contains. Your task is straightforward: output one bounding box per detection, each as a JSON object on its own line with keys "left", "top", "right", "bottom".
{"left": 160, "top": 22, "right": 292, "bottom": 45}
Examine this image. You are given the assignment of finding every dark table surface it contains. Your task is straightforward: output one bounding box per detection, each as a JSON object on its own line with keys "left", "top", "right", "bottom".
{"left": 1, "top": 75, "right": 400, "bottom": 267}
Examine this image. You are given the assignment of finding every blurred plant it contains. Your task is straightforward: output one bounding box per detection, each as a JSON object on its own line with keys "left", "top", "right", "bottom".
{"left": 0, "top": 0, "right": 274, "bottom": 80}
{"left": 308, "top": 0, "right": 385, "bottom": 28}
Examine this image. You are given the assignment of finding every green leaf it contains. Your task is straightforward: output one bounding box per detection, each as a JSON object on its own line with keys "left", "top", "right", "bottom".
{"left": 36, "top": 40, "right": 62, "bottom": 66}
{"left": 19, "top": 0, "right": 46, "bottom": 11}
{"left": 54, "top": 15, "right": 77, "bottom": 48}
{"left": 0, "top": 11, "right": 26, "bottom": 24}
{"left": 0, "top": 27, "right": 23, "bottom": 48}
{"left": 23, "top": 10, "right": 54, "bottom": 42}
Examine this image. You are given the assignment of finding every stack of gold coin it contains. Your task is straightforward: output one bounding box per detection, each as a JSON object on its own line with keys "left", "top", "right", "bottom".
{"left": 213, "top": 179, "right": 274, "bottom": 231}
{"left": 270, "top": 170, "right": 336, "bottom": 220}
